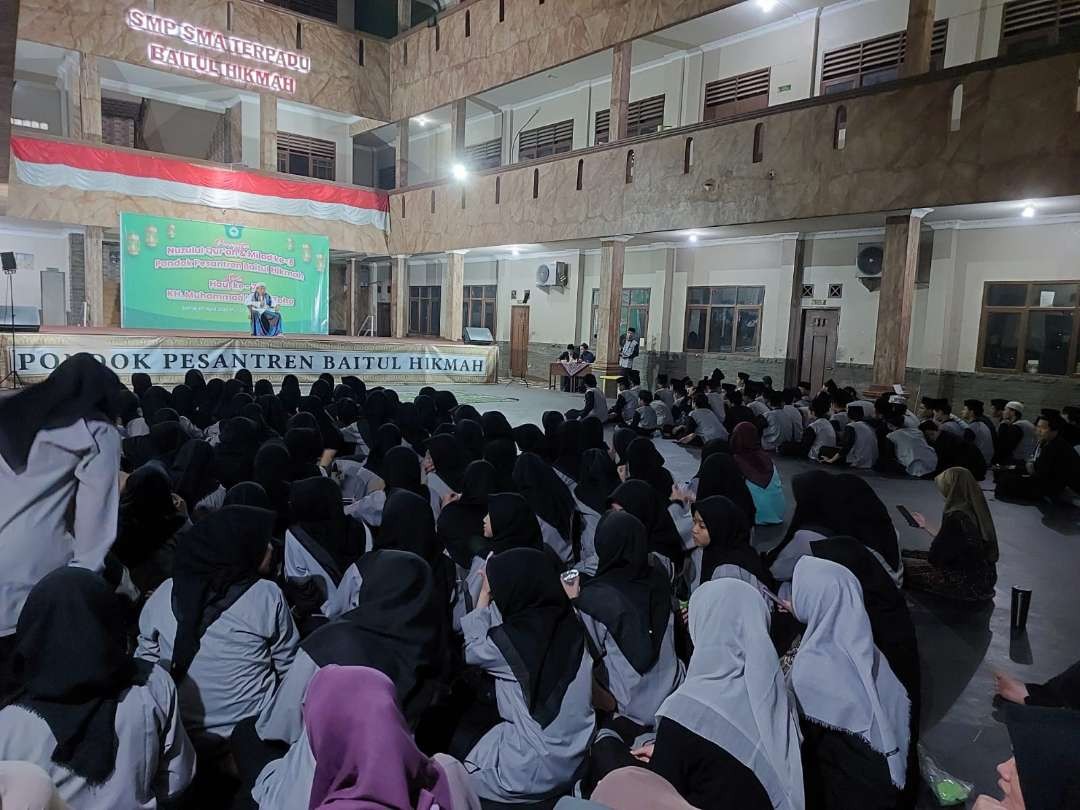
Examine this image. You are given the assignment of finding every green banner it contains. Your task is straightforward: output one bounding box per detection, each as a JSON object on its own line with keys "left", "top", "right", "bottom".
{"left": 120, "top": 213, "right": 329, "bottom": 334}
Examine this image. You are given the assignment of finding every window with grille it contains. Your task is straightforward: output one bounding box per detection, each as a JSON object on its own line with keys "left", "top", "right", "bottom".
{"left": 465, "top": 138, "right": 501, "bottom": 170}
{"left": 517, "top": 119, "right": 573, "bottom": 161}
{"left": 277, "top": 132, "right": 336, "bottom": 180}
{"left": 463, "top": 285, "right": 498, "bottom": 332}
{"left": 594, "top": 95, "right": 665, "bottom": 144}
{"left": 821, "top": 19, "right": 948, "bottom": 95}
{"left": 703, "top": 68, "right": 770, "bottom": 121}
{"left": 264, "top": 0, "right": 337, "bottom": 23}
{"left": 1000, "top": 0, "right": 1080, "bottom": 56}
{"left": 684, "top": 286, "right": 765, "bottom": 354}
{"left": 800, "top": 284, "right": 815, "bottom": 299}
{"left": 589, "top": 288, "right": 650, "bottom": 344}
{"left": 409, "top": 285, "right": 442, "bottom": 336}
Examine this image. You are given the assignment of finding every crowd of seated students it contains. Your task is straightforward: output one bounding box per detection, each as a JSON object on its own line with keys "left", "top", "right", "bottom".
{"left": 0, "top": 355, "right": 1077, "bottom": 810}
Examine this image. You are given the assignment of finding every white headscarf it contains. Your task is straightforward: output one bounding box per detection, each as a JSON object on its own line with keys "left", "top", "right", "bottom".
{"left": 790, "top": 556, "right": 911, "bottom": 788}
{"left": 656, "top": 579, "right": 805, "bottom": 810}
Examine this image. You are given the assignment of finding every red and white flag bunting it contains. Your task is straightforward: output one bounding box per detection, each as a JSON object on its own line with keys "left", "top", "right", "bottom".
{"left": 11, "top": 135, "right": 389, "bottom": 231}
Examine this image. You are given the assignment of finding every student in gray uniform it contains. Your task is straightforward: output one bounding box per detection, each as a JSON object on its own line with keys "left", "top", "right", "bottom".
{"left": 931, "top": 399, "right": 965, "bottom": 438}
{"left": 566, "top": 374, "right": 609, "bottom": 423}
{"left": 458, "top": 548, "right": 596, "bottom": 804}
{"left": 572, "top": 512, "right": 684, "bottom": 730}
{"left": 0, "top": 354, "right": 125, "bottom": 672}
{"left": 253, "top": 550, "right": 444, "bottom": 746}
{"left": 513, "top": 452, "right": 577, "bottom": 563}
{"left": 826, "top": 405, "right": 879, "bottom": 470}
{"left": 251, "top": 665, "right": 481, "bottom": 810}
{"left": 0, "top": 567, "right": 195, "bottom": 809}
{"left": 960, "top": 399, "right": 995, "bottom": 465}
{"left": 631, "top": 390, "right": 660, "bottom": 436}
{"left": 674, "top": 393, "right": 728, "bottom": 446}
{"left": 761, "top": 390, "right": 800, "bottom": 451}
{"left": 136, "top": 505, "right": 298, "bottom": 752}
{"left": 284, "top": 476, "right": 367, "bottom": 624}
{"left": 574, "top": 449, "right": 623, "bottom": 574}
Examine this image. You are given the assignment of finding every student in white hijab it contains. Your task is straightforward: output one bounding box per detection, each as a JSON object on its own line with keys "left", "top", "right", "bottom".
{"left": 789, "top": 557, "right": 911, "bottom": 810}
{"left": 639, "top": 578, "right": 805, "bottom": 810}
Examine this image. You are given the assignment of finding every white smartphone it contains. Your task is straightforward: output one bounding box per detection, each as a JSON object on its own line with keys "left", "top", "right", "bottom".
{"left": 761, "top": 587, "right": 785, "bottom": 608}
{"left": 560, "top": 569, "right": 580, "bottom": 584}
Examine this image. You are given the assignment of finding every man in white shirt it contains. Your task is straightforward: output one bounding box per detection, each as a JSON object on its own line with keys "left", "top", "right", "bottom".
{"left": 618, "top": 328, "right": 640, "bottom": 384}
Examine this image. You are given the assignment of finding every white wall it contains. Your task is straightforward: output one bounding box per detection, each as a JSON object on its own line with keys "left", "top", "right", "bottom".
{"left": 0, "top": 218, "right": 74, "bottom": 314}
{"left": 494, "top": 252, "right": 583, "bottom": 343}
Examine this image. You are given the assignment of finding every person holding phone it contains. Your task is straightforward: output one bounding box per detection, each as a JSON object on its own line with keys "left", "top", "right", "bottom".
{"left": 903, "top": 467, "right": 999, "bottom": 603}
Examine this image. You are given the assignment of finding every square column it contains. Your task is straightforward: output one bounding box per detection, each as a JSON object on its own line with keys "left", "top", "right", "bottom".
{"left": 0, "top": 0, "right": 19, "bottom": 179}
{"left": 390, "top": 255, "right": 409, "bottom": 338}
{"left": 84, "top": 226, "right": 104, "bottom": 326}
{"left": 451, "top": 99, "right": 467, "bottom": 165}
{"left": 872, "top": 211, "right": 929, "bottom": 386}
{"left": 396, "top": 119, "right": 410, "bottom": 188}
{"left": 782, "top": 237, "right": 807, "bottom": 387}
{"left": 593, "top": 237, "right": 632, "bottom": 379}
{"left": 59, "top": 52, "right": 101, "bottom": 142}
{"left": 901, "top": 0, "right": 937, "bottom": 78}
{"left": 260, "top": 94, "right": 277, "bottom": 172}
{"left": 397, "top": 0, "right": 411, "bottom": 33}
{"left": 609, "top": 42, "right": 632, "bottom": 143}
{"left": 442, "top": 250, "right": 466, "bottom": 342}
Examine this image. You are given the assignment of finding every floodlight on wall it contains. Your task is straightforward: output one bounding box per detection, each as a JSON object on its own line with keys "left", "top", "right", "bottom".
{"left": 1021, "top": 204, "right": 1036, "bottom": 218}
{"left": 451, "top": 163, "right": 468, "bottom": 181}
{"left": 687, "top": 234, "right": 699, "bottom": 243}
{"left": 511, "top": 247, "right": 521, "bottom": 256}
{"left": 757, "top": 0, "right": 778, "bottom": 11}
{"left": 415, "top": 115, "right": 430, "bottom": 127}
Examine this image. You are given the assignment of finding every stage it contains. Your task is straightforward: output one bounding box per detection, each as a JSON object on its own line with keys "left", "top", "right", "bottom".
{"left": 0, "top": 327, "right": 499, "bottom": 385}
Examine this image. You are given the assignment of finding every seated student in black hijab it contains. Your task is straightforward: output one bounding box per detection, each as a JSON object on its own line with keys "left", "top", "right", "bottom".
{"left": 112, "top": 461, "right": 189, "bottom": 597}
{"left": 136, "top": 506, "right": 298, "bottom": 754}
{"left": 995, "top": 412, "right": 1079, "bottom": 502}
{"left": 919, "top": 419, "right": 987, "bottom": 480}
{"left": 459, "top": 493, "right": 545, "bottom": 611}
{"left": 424, "top": 432, "right": 468, "bottom": 517}
{"left": 285, "top": 477, "right": 368, "bottom": 627}
{"left": 170, "top": 437, "right": 224, "bottom": 520}
{"left": 0, "top": 568, "right": 195, "bottom": 808}
{"left": 571, "top": 512, "right": 684, "bottom": 733}
{"left": 457, "top": 547, "right": 595, "bottom": 804}
{"left": 688, "top": 495, "right": 776, "bottom": 596}
{"left": 513, "top": 452, "right": 577, "bottom": 564}
{"left": 609, "top": 479, "right": 685, "bottom": 578}
{"left": 553, "top": 419, "right": 586, "bottom": 486}
{"left": 252, "top": 549, "right": 443, "bottom": 746}
{"left": 351, "top": 444, "right": 428, "bottom": 527}
{"left": 437, "top": 459, "right": 499, "bottom": 574}
{"left": 483, "top": 437, "right": 519, "bottom": 493}
{"left": 575, "top": 448, "right": 623, "bottom": 573}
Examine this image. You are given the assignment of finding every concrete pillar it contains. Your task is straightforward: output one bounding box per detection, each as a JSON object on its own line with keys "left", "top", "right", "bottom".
{"left": 0, "top": 0, "right": 19, "bottom": 180}
{"left": 782, "top": 237, "right": 807, "bottom": 388}
{"left": 657, "top": 247, "right": 676, "bottom": 352}
{"left": 450, "top": 99, "right": 467, "bottom": 165}
{"left": 397, "top": 0, "right": 411, "bottom": 33}
{"left": 573, "top": 251, "right": 588, "bottom": 345}
{"left": 390, "top": 255, "right": 409, "bottom": 338}
{"left": 443, "top": 250, "right": 466, "bottom": 341}
{"left": 872, "top": 211, "right": 930, "bottom": 386}
{"left": 901, "top": 0, "right": 936, "bottom": 78}
{"left": 396, "top": 119, "right": 410, "bottom": 188}
{"left": 259, "top": 94, "right": 277, "bottom": 172}
{"left": 336, "top": 0, "right": 354, "bottom": 30}
{"left": 78, "top": 54, "right": 101, "bottom": 142}
{"left": 84, "top": 226, "right": 105, "bottom": 327}
{"left": 609, "top": 42, "right": 632, "bottom": 142}
{"left": 594, "top": 237, "right": 632, "bottom": 378}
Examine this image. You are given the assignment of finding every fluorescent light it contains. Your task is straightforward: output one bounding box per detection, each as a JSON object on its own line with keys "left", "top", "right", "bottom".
{"left": 415, "top": 115, "right": 430, "bottom": 127}
{"left": 688, "top": 234, "right": 699, "bottom": 243}
{"left": 511, "top": 247, "right": 521, "bottom": 256}
{"left": 1021, "top": 205, "right": 1036, "bottom": 218}
{"left": 757, "top": 0, "right": 778, "bottom": 11}
{"left": 451, "top": 163, "right": 468, "bottom": 181}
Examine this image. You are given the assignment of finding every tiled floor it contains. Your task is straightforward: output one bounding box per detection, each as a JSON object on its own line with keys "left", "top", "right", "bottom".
{"left": 444, "top": 382, "right": 1080, "bottom": 805}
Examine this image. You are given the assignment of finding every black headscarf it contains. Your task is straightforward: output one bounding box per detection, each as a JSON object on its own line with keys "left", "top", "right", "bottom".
{"left": 427, "top": 433, "right": 467, "bottom": 492}
{"left": 131, "top": 372, "right": 152, "bottom": 396}
{"left": 542, "top": 411, "right": 565, "bottom": 460}
{"left": 414, "top": 395, "right": 439, "bottom": 434}
{"left": 171, "top": 384, "right": 195, "bottom": 419}
{"left": 214, "top": 416, "right": 261, "bottom": 488}
{"left": 695, "top": 438, "right": 732, "bottom": 478}
{"left": 513, "top": 452, "right": 575, "bottom": 539}
{"left": 224, "top": 481, "right": 272, "bottom": 509}
{"left": 140, "top": 386, "right": 172, "bottom": 424}
{"left": 287, "top": 411, "right": 319, "bottom": 432}
{"left": 377, "top": 490, "right": 456, "bottom": 617}
{"left": 284, "top": 427, "right": 324, "bottom": 481}
{"left": 609, "top": 479, "right": 684, "bottom": 565}
{"left": 626, "top": 438, "right": 674, "bottom": 499}
{"left": 0, "top": 353, "right": 126, "bottom": 472}
{"left": 553, "top": 420, "right": 585, "bottom": 481}
{"left": 455, "top": 419, "right": 485, "bottom": 461}
{"left": 575, "top": 448, "right": 621, "bottom": 514}
{"left": 437, "top": 460, "right": 498, "bottom": 568}
{"left": 253, "top": 379, "right": 275, "bottom": 398}
{"left": 1005, "top": 704, "right": 1080, "bottom": 810}
{"left": 365, "top": 423, "right": 403, "bottom": 475}
{"left": 254, "top": 440, "right": 293, "bottom": 532}
{"left": 113, "top": 461, "right": 186, "bottom": 570}
{"left": 454, "top": 404, "right": 482, "bottom": 424}
{"left": 279, "top": 374, "right": 301, "bottom": 413}
{"left": 258, "top": 394, "right": 290, "bottom": 436}
{"left": 364, "top": 389, "right": 390, "bottom": 430}
{"left": 300, "top": 550, "right": 442, "bottom": 727}
{"left": 150, "top": 407, "right": 180, "bottom": 427}
{"left": 766, "top": 471, "right": 898, "bottom": 570}
{"left": 581, "top": 416, "right": 607, "bottom": 451}
{"left": 486, "top": 548, "right": 585, "bottom": 727}
{"left": 169, "top": 505, "right": 275, "bottom": 679}
{"left": 343, "top": 375, "right": 367, "bottom": 403}
{"left": 11, "top": 567, "right": 140, "bottom": 785}
{"left": 183, "top": 369, "right": 206, "bottom": 393}
{"left": 484, "top": 492, "right": 543, "bottom": 556}
{"left": 197, "top": 378, "right": 224, "bottom": 428}
{"left": 332, "top": 382, "right": 354, "bottom": 401}
{"left": 481, "top": 411, "right": 514, "bottom": 442}
{"left": 513, "top": 424, "right": 548, "bottom": 457}
{"left": 434, "top": 390, "right": 458, "bottom": 419}
{"left": 122, "top": 421, "right": 188, "bottom": 468}
{"left": 234, "top": 368, "right": 253, "bottom": 392}
{"left": 575, "top": 512, "right": 672, "bottom": 675}
{"left": 309, "top": 379, "right": 332, "bottom": 403}
{"left": 169, "top": 439, "right": 220, "bottom": 509}
{"left": 395, "top": 402, "right": 429, "bottom": 452}
{"left": 694, "top": 496, "right": 776, "bottom": 593}
{"left": 381, "top": 445, "right": 427, "bottom": 499}
{"left": 289, "top": 477, "right": 365, "bottom": 585}
{"left": 483, "top": 438, "right": 519, "bottom": 492}
{"left": 115, "top": 388, "right": 141, "bottom": 428}
{"left": 696, "top": 452, "right": 756, "bottom": 525}
{"left": 300, "top": 395, "right": 345, "bottom": 452}
{"left": 612, "top": 428, "right": 637, "bottom": 467}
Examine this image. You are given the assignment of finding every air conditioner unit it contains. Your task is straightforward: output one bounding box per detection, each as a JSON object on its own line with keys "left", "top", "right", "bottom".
{"left": 535, "top": 264, "right": 552, "bottom": 287}
{"left": 856, "top": 243, "right": 884, "bottom": 293}
{"left": 536, "top": 261, "right": 570, "bottom": 289}
{"left": 356, "top": 265, "right": 372, "bottom": 287}
{"left": 553, "top": 261, "right": 570, "bottom": 288}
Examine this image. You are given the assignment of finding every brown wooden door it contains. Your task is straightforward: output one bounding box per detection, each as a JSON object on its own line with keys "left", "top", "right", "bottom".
{"left": 510, "top": 305, "right": 530, "bottom": 379}
{"left": 376, "top": 303, "right": 391, "bottom": 337}
{"left": 799, "top": 309, "right": 840, "bottom": 393}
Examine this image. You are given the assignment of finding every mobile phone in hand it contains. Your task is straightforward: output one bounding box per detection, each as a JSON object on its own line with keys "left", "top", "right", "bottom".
{"left": 896, "top": 504, "right": 919, "bottom": 527}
